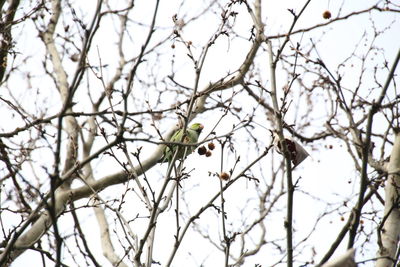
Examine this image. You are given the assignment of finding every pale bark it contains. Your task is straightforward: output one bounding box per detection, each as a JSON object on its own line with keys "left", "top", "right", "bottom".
{"left": 322, "top": 248, "right": 356, "bottom": 267}
{"left": 376, "top": 132, "right": 400, "bottom": 267}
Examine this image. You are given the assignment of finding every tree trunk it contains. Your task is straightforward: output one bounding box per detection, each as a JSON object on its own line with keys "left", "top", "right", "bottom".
{"left": 376, "top": 132, "right": 400, "bottom": 267}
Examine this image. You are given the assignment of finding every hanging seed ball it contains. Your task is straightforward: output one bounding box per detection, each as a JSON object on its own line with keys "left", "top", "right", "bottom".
{"left": 322, "top": 10, "right": 331, "bottom": 19}
{"left": 219, "top": 172, "right": 230, "bottom": 181}
{"left": 205, "top": 151, "right": 212, "bottom": 157}
{"left": 208, "top": 142, "right": 215, "bottom": 150}
{"left": 198, "top": 146, "right": 207, "bottom": 155}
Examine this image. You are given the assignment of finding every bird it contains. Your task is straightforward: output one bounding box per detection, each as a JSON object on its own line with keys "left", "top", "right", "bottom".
{"left": 158, "top": 123, "right": 204, "bottom": 164}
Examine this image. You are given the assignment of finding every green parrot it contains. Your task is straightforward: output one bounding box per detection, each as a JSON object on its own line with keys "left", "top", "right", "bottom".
{"left": 158, "top": 123, "right": 204, "bottom": 164}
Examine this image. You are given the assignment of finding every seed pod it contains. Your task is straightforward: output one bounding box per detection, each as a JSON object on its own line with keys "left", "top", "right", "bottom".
{"left": 197, "top": 146, "right": 207, "bottom": 155}
{"left": 219, "top": 172, "right": 230, "bottom": 181}
{"left": 322, "top": 10, "right": 331, "bottom": 19}
{"left": 208, "top": 142, "right": 215, "bottom": 150}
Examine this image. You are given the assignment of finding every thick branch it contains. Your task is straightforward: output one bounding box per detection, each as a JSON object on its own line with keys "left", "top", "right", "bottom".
{"left": 376, "top": 132, "right": 400, "bottom": 267}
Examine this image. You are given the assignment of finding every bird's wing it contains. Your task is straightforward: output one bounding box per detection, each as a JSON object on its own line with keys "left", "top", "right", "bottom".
{"left": 162, "top": 128, "right": 185, "bottom": 163}
{"left": 186, "top": 128, "right": 199, "bottom": 144}
{"left": 159, "top": 127, "right": 200, "bottom": 163}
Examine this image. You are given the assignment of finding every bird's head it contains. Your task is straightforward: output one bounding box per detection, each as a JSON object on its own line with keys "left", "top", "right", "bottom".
{"left": 190, "top": 123, "right": 204, "bottom": 134}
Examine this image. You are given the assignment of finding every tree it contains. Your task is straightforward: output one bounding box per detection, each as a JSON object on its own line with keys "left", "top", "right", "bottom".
{"left": 0, "top": 0, "right": 399, "bottom": 266}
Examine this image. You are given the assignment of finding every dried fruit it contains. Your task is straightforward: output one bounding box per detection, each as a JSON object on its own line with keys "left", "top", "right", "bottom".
{"left": 322, "top": 10, "right": 331, "bottom": 19}
{"left": 207, "top": 142, "right": 215, "bottom": 150}
{"left": 197, "top": 146, "right": 207, "bottom": 155}
{"left": 205, "top": 151, "right": 212, "bottom": 157}
{"left": 219, "top": 172, "right": 230, "bottom": 181}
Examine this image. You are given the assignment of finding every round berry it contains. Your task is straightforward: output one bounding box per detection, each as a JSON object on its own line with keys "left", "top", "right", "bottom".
{"left": 219, "top": 172, "right": 230, "bottom": 181}
{"left": 322, "top": 10, "right": 331, "bottom": 19}
{"left": 208, "top": 142, "right": 215, "bottom": 150}
{"left": 198, "top": 146, "right": 207, "bottom": 155}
